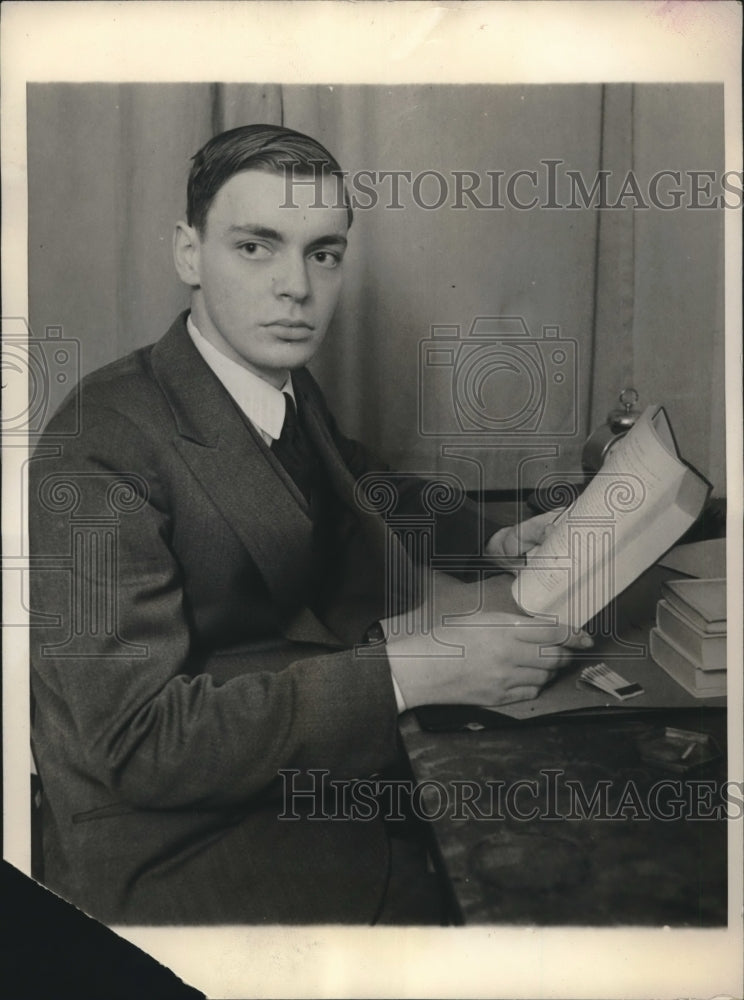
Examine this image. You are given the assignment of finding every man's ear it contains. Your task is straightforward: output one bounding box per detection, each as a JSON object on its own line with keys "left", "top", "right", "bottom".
{"left": 173, "top": 222, "right": 201, "bottom": 287}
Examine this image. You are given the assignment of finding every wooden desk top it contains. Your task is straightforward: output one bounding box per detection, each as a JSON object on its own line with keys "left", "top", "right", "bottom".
{"left": 401, "top": 709, "right": 727, "bottom": 926}
{"left": 398, "top": 564, "right": 729, "bottom": 926}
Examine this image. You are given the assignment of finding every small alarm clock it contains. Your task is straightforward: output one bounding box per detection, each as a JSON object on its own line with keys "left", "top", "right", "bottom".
{"left": 582, "top": 388, "right": 641, "bottom": 475}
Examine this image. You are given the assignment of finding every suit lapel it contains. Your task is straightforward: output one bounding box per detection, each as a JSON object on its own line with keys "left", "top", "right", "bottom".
{"left": 150, "top": 314, "right": 316, "bottom": 611}
{"left": 293, "top": 371, "right": 411, "bottom": 640}
{"left": 149, "top": 314, "right": 412, "bottom": 637}
{"left": 294, "top": 370, "right": 389, "bottom": 557}
{"left": 293, "top": 374, "right": 365, "bottom": 505}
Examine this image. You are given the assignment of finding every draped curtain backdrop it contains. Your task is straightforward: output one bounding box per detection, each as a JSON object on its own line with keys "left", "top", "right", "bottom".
{"left": 28, "top": 83, "right": 725, "bottom": 494}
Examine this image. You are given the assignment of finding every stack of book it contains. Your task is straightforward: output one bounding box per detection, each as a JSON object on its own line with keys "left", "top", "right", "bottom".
{"left": 650, "top": 578, "right": 727, "bottom": 698}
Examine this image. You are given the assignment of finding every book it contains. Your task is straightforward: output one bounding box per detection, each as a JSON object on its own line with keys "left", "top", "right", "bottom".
{"left": 428, "top": 570, "right": 726, "bottom": 723}
{"left": 661, "top": 577, "right": 727, "bottom": 634}
{"left": 512, "top": 405, "right": 711, "bottom": 629}
{"left": 658, "top": 538, "right": 726, "bottom": 578}
{"left": 650, "top": 627, "right": 727, "bottom": 698}
{"left": 656, "top": 599, "right": 726, "bottom": 671}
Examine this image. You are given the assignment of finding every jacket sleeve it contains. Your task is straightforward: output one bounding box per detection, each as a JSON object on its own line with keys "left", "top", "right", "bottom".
{"left": 29, "top": 403, "right": 399, "bottom": 812}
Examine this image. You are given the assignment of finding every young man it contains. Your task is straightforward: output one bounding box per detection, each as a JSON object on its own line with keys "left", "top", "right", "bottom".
{"left": 29, "top": 125, "right": 586, "bottom": 924}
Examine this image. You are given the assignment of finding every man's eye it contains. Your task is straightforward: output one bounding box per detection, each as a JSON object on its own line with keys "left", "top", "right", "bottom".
{"left": 310, "top": 250, "right": 342, "bottom": 269}
{"left": 238, "top": 242, "right": 271, "bottom": 258}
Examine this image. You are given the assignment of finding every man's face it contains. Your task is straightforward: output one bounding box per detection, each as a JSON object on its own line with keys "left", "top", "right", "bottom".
{"left": 182, "top": 169, "right": 349, "bottom": 387}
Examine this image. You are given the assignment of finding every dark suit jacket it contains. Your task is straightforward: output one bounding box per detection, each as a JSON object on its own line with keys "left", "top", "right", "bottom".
{"left": 29, "top": 313, "right": 493, "bottom": 924}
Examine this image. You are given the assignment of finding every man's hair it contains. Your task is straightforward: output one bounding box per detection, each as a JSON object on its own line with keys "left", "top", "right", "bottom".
{"left": 186, "top": 123, "right": 352, "bottom": 233}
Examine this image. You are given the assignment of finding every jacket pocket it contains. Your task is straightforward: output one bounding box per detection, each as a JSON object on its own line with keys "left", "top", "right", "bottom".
{"left": 71, "top": 803, "right": 136, "bottom": 824}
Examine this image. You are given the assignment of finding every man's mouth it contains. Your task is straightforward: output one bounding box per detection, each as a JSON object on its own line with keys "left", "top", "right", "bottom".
{"left": 262, "top": 320, "right": 314, "bottom": 330}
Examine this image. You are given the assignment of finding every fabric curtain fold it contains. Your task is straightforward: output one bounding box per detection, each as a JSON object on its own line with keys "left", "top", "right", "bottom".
{"left": 27, "top": 82, "right": 725, "bottom": 495}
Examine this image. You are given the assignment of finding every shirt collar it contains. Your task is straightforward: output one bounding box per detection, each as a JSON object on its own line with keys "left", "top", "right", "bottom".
{"left": 186, "top": 314, "right": 294, "bottom": 442}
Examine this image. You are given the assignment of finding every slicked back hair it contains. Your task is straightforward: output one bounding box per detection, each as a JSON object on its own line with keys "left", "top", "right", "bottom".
{"left": 186, "top": 124, "right": 353, "bottom": 233}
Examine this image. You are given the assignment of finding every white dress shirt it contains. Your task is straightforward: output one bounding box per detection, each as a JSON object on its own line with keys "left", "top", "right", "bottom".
{"left": 187, "top": 314, "right": 294, "bottom": 444}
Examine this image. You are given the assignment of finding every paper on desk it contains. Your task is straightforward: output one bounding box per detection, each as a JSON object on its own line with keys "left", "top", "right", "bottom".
{"left": 471, "top": 570, "right": 726, "bottom": 721}
{"left": 430, "top": 568, "right": 725, "bottom": 724}
{"left": 488, "top": 653, "right": 726, "bottom": 721}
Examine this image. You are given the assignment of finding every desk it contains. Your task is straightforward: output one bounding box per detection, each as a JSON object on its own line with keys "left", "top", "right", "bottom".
{"left": 398, "top": 565, "right": 729, "bottom": 926}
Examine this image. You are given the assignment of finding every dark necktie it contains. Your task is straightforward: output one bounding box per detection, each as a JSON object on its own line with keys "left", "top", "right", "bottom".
{"left": 270, "top": 392, "right": 343, "bottom": 613}
{"left": 272, "top": 393, "right": 316, "bottom": 502}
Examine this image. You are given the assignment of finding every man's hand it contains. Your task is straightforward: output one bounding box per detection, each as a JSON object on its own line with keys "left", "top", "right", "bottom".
{"left": 485, "top": 508, "right": 564, "bottom": 568}
{"left": 382, "top": 608, "right": 592, "bottom": 711}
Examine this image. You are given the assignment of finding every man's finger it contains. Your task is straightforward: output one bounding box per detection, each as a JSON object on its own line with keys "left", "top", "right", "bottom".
{"left": 497, "top": 685, "right": 542, "bottom": 706}
{"left": 513, "top": 624, "right": 593, "bottom": 649}
{"left": 498, "top": 664, "right": 558, "bottom": 687}
{"left": 515, "top": 508, "right": 564, "bottom": 543}
{"left": 560, "top": 630, "right": 594, "bottom": 650}
{"left": 513, "top": 645, "right": 574, "bottom": 671}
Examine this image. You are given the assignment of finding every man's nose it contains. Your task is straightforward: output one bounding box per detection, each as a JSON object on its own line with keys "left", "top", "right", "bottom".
{"left": 272, "top": 252, "right": 310, "bottom": 302}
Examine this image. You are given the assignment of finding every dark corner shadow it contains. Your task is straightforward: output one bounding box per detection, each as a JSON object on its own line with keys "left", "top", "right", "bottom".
{"left": 0, "top": 861, "right": 205, "bottom": 1000}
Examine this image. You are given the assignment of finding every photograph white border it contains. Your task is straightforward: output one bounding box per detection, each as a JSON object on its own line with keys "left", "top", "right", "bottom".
{"left": 2, "top": 3, "right": 742, "bottom": 998}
